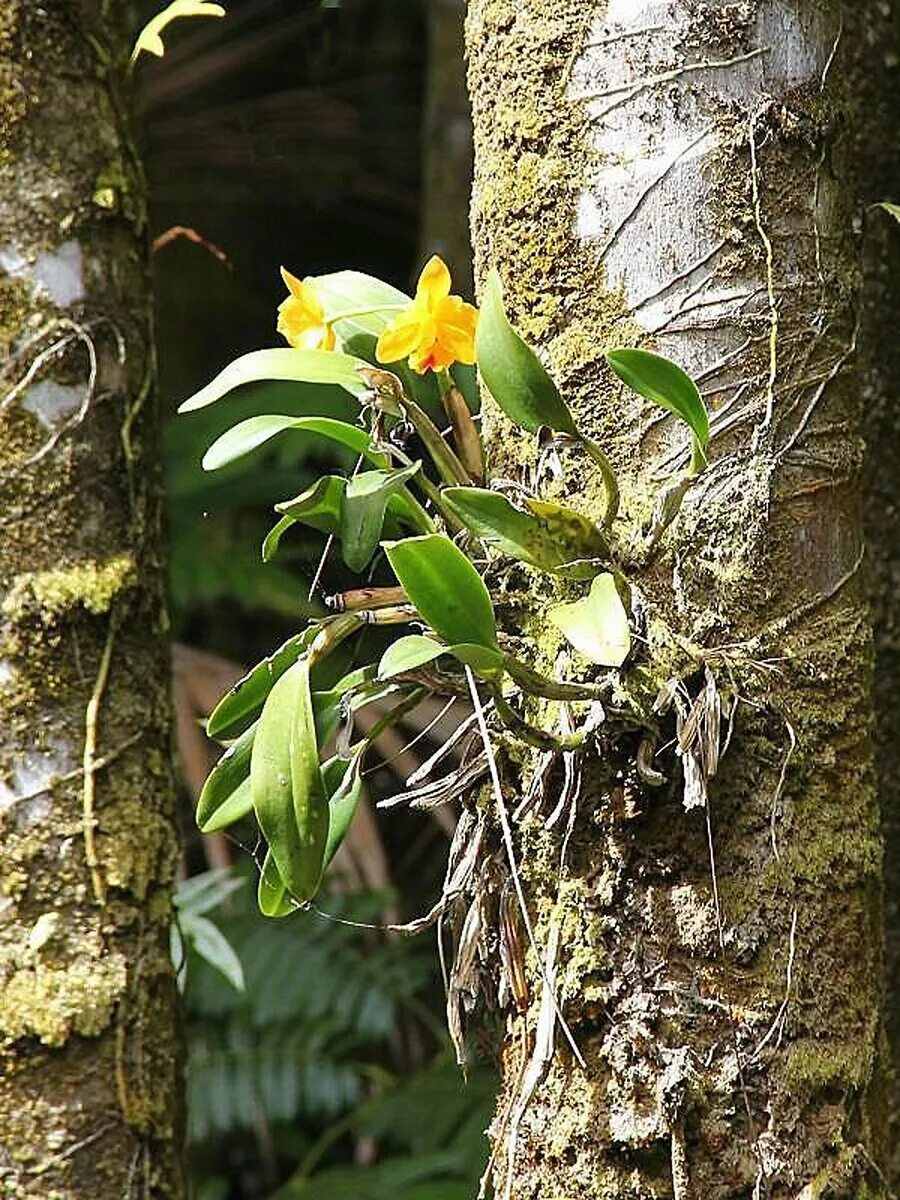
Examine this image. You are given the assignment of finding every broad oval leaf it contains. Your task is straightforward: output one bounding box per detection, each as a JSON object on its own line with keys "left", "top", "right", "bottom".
{"left": 378, "top": 635, "right": 446, "bottom": 679}
{"left": 275, "top": 475, "right": 347, "bottom": 536}
{"left": 442, "top": 487, "right": 607, "bottom": 578}
{"left": 475, "top": 269, "right": 577, "bottom": 435}
{"left": 547, "top": 572, "right": 631, "bottom": 667}
{"left": 341, "top": 462, "right": 422, "bottom": 572}
{"left": 251, "top": 659, "right": 329, "bottom": 903}
{"left": 383, "top": 534, "right": 498, "bottom": 650}
{"left": 207, "top": 628, "right": 318, "bottom": 740}
{"left": 178, "top": 348, "right": 368, "bottom": 413}
{"left": 196, "top": 721, "right": 256, "bottom": 833}
{"left": 605, "top": 348, "right": 708, "bottom": 450}
{"left": 202, "top": 415, "right": 386, "bottom": 472}
{"left": 258, "top": 850, "right": 294, "bottom": 918}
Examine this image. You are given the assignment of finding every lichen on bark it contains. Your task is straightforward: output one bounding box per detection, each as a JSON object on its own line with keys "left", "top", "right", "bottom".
{"left": 466, "top": 1, "right": 888, "bottom": 1196}
{"left": 0, "top": 4, "right": 184, "bottom": 1197}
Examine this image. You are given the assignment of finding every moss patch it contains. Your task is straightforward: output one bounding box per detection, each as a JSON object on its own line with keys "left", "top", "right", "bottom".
{"left": 2, "top": 554, "right": 136, "bottom": 622}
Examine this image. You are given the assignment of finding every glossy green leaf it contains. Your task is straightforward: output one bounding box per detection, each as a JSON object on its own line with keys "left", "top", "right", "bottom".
{"left": 275, "top": 476, "right": 347, "bottom": 536}
{"left": 257, "top": 850, "right": 294, "bottom": 918}
{"left": 178, "top": 348, "right": 368, "bottom": 413}
{"left": 378, "top": 634, "right": 504, "bottom": 680}
{"left": 179, "top": 912, "right": 245, "bottom": 992}
{"left": 384, "top": 534, "right": 498, "bottom": 650}
{"left": 605, "top": 348, "right": 708, "bottom": 450}
{"left": 251, "top": 658, "right": 329, "bottom": 903}
{"left": 202, "top": 415, "right": 385, "bottom": 473}
{"left": 322, "top": 752, "right": 365, "bottom": 868}
{"left": 475, "top": 269, "right": 577, "bottom": 435}
{"left": 196, "top": 722, "right": 256, "bottom": 833}
{"left": 548, "top": 572, "right": 631, "bottom": 667}
{"left": 207, "top": 628, "right": 318, "bottom": 740}
{"left": 442, "top": 488, "right": 606, "bottom": 578}
{"left": 341, "top": 462, "right": 422, "bottom": 572}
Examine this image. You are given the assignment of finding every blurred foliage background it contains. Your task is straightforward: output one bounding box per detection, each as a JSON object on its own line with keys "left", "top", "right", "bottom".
{"left": 133, "top": 1, "right": 493, "bottom": 1196}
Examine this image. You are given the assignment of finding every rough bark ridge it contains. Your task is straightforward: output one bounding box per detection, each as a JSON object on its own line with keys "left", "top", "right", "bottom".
{"left": 0, "top": 4, "right": 184, "bottom": 1197}
{"left": 467, "top": 1, "right": 886, "bottom": 1196}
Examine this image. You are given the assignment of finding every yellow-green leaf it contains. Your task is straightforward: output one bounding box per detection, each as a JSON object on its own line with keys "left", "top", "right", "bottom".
{"left": 132, "top": 1, "right": 226, "bottom": 64}
{"left": 548, "top": 573, "right": 631, "bottom": 667}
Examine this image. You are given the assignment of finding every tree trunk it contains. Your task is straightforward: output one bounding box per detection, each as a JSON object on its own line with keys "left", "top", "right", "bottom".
{"left": 466, "top": 2, "right": 888, "bottom": 1195}
{"left": 0, "top": 5, "right": 184, "bottom": 1197}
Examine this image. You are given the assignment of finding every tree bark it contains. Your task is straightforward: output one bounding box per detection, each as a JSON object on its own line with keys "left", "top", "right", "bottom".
{"left": 466, "top": 1, "right": 888, "bottom": 1196}
{"left": 0, "top": 4, "right": 184, "bottom": 1197}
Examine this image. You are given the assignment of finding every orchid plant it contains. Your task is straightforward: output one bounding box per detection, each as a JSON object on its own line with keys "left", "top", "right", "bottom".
{"left": 182, "top": 255, "right": 710, "bottom": 917}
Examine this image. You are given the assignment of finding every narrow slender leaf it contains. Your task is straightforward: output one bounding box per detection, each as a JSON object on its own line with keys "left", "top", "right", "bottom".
{"left": 262, "top": 515, "right": 298, "bottom": 564}
{"left": 475, "top": 269, "right": 577, "bottom": 435}
{"left": 384, "top": 535, "right": 498, "bottom": 650}
{"left": 178, "top": 348, "right": 367, "bottom": 413}
{"left": 202, "top": 415, "right": 385, "bottom": 472}
{"left": 258, "top": 850, "right": 294, "bottom": 918}
{"left": 180, "top": 913, "right": 245, "bottom": 992}
{"left": 251, "top": 659, "right": 329, "bottom": 903}
{"left": 196, "top": 722, "right": 256, "bottom": 833}
{"left": 605, "top": 348, "right": 708, "bottom": 449}
{"left": 875, "top": 201, "right": 900, "bottom": 224}
{"left": 207, "top": 628, "right": 318, "bottom": 740}
{"left": 173, "top": 867, "right": 245, "bottom": 916}
{"left": 340, "top": 462, "right": 422, "bottom": 572}
{"left": 289, "top": 658, "right": 331, "bottom": 901}
{"left": 322, "top": 752, "right": 365, "bottom": 868}
{"left": 442, "top": 487, "right": 606, "bottom": 578}
{"left": 547, "top": 573, "right": 631, "bottom": 667}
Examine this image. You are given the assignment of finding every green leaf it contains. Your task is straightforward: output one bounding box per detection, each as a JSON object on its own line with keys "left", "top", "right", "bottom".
{"left": 275, "top": 475, "right": 347, "bottom": 537}
{"left": 196, "top": 722, "right": 256, "bottom": 833}
{"left": 341, "top": 462, "right": 422, "bottom": 572}
{"left": 251, "top": 659, "right": 329, "bottom": 903}
{"left": 442, "top": 487, "right": 606, "bottom": 578}
{"left": 312, "top": 665, "right": 378, "bottom": 746}
{"left": 475, "top": 269, "right": 577, "bottom": 435}
{"left": 178, "top": 348, "right": 367, "bottom": 413}
{"left": 384, "top": 534, "right": 498, "bottom": 650}
{"left": 173, "top": 867, "right": 245, "bottom": 916}
{"left": 257, "top": 850, "right": 294, "bottom": 918}
{"left": 322, "top": 752, "right": 365, "bottom": 868}
{"left": 604, "top": 348, "right": 709, "bottom": 450}
{"left": 132, "top": 1, "right": 225, "bottom": 64}
{"left": 547, "top": 572, "right": 631, "bottom": 667}
{"left": 202, "top": 415, "right": 385, "bottom": 472}
{"left": 261, "top": 514, "right": 298, "bottom": 564}
{"left": 179, "top": 912, "right": 245, "bottom": 992}
{"left": 207, "top": 628, "right": 318, "bottom": 740}
{"left": 377, "top": 634, "right": 503, "bottom": 680}
{"left": 875, "top": 201, "right": 900, "bottom": 224}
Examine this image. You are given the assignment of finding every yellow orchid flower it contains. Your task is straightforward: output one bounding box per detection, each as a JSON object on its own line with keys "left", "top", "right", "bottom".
{"left": 376, "top": 256, "right": 478, "bottom": 374}
{"left": 276, "top": 268, "right": 335, "bottom": 352}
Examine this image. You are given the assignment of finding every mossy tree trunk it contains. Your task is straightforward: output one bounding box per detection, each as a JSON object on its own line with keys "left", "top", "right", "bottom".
{"left": 467, "top": 2, "right": 890, "bottom": 1195}
{"left": 0, "top": 4, "right": 184, "bottom": 1197}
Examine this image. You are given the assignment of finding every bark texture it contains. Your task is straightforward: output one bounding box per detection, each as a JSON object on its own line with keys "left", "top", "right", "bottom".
{"left": 466, "top": 1, "right": 888, "bottom": 1196}
{"left": 0, "top": 4, "right": 184, "bottom": 1197}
